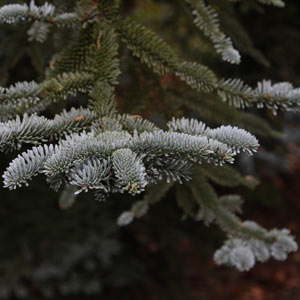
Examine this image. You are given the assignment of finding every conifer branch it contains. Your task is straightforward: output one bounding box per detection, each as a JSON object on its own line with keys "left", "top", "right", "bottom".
{"left": 48, "top": 19, "right": 120, "bottom": 85}
{"left": 205, "top": 125, "right": 259, "bottom": 154}
{"left": 112, "top": 149, "right": 147, "bottom": 195}
{"left": 3, "top": 123, "right": 240, "bottom": 191}
{"left": 51, "top": 107, "right": 98, "bottom": 138}
{"left": 86, "top": 21, "right": 120, "bottom": 84}
{"left": 69, "top": 157, "right": 111, "bottom": 195}
{"left": 185, "top": 0, "right": 241, "bottom": 64}
{"left": 0, "top": 108, "right": 97, "bottom": 151}
{"left": 0, "top": 114, "right": 51, "bottom": 151}
{"left": 88, "top": 81, "right": 117, "bottom": 118}
{"left": 117, "top": 17, "right": 179, "bottom": 75}
{"left": 0, "top": 2, "right": 54, "bottom": 24}
{"left": 188, "top": 170, "right": 297, "bottom": 271}
{"left": 42, "top": 131, "right": 132, "bottom": 191}
{"left": 0, "top": 1, "right": 84, "bottom": 27}
{"left": 175, "top": 61, "right": 218, "bottom": 92}
{"left": 47, "top": 26, "right": 95, "bottom": 76}
{"left": 117, "top": 17, "right": 218, "bottom": 93}
{"left": 167, "top": 117, "right": 207, "bottom": 136}
{"left": 0, "top": 81, "right": 41, "bottom": 106}
{"left": 0, "top": 0, "right": 298, "bottom": 276}
{"left": 0, "top": 72, "right": 93, "bottom": 120}
{"left": 218, "top": 78, "right": 300, "bottom": 113}
{"left": 41, "top": 71, "right": 94, "bottom": 106}
{"left": 130, "top": 130, "right": 235, "bottom": 165}
{"left": 202, "top": 164, "right": 257, "bottom": 189}
{"left": 257, "top": 0, "right": 285, "bottom": 7}
{"left": 118, "top": 115, "right": 160, "bottom": 134}
{"left": 2, "top": 144, "right": 57, "bottom": 189}
{"left": 27, "top": 21, "right": 51, "bottom": 43}
{"left": 167, "top": 117, "right": 259, "bottom": 154}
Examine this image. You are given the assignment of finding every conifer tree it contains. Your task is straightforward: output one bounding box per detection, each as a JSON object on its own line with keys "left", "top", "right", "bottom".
{"left": 0, "top": 0, "right": 299, "bottom": 283}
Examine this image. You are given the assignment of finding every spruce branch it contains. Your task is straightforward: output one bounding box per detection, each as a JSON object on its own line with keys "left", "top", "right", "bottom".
{"left": 218, "top": 194, "right": 244, "bottom": 213}
{"left": 0, "top": 113, "right": 51, "bottom": 151}
{"left": 188, "top": 170, "right": 297, "bottom": 271}
{"left": 88, "top": 81, "right": 117, "bottom": 118}
{"left": 86, "top": 21, "right": 120, "bottom": 84}
{"left": 0, "top": 80, "right": 41, "bottom": 106}
{"left": 112, "top": 148, "right": 147, "bottom": 195}
{"left": 3, "top": 121, "right": 244, "bottom": 192}
{"left": 0, "top": 0, "right": 298, "bottom": 276}
{"left": 42, "top": 131, "right": 132, "bottom": 190}
{"left": 47, "top": 25, "right": 95, "bottom": 76}
{"left": 2, "top": 144, "right": 57, "bottom": 189}
{"left": 45, "top": 71, "right": 93, "bottom": 100}
{"left": 202, "top": 164, "right": 257, "bottom": 189}
{"left": 27, "top": 21, "right": 51, "bottom": 43}
{"left": 54, "top": 12, "right": 79, "bottom": 27}
{"left": 167, "top": 117, "right": 207, "bottom": 136}
{"left": 218, "top": 78, "right": 300, "bottom": 113}
{"left": 217, "top": 78, "right": 253, "bottom": 109}
{"left": 117, "top": 17, "right": 179, "bottom": 75}
{"left": 130, "top": 130, "right": 235, "bottom": 165}
{"left": 257, "top": 0, "right": 285, "bottom": 7}
{"left": 91, "top": 114, "right": 160, "bottom": 135}
{"left": 167, "top": 117, "right": 259, "bottom": 154}
{"left": 185, "top": 0, "right": 241, "bottom": 64}
{"left": 0, "top": 3, "right": 28, "bottom": 24}
{"left": 28, "top": 0, "right": 55, "bottom": 20}
{"left": 0, "top": 80, "right": 42, "bottom": 120}
{"left": 0, "top": 1, "right": 85, "bottom": 27}
{"left": 175, "top": 61, "right": 218, "bottom": 92}
{"left": 51, "top": 107, "right": 98, "bottom": 138}
{"left": 158, "top": 159, "right": 193, "bottom": 184}
{"left": 0, "top": 72, "right": 93, "bottom": 120}
{"left": 48, "top": 19, "right": 120, "bottom": 84}
{"left": 116, "top": 17, "right": 218, "bottom": 94}
{"left": 92, "top": 117, "right": 123, "bottom": 134}
{"left": 69, "top": 157, "right": 111, "bottom": 194}
{"left": 214, "top": 230, "right": 297, "bottom": 271}
{"left": 189, "top": 169, "right": 264, "bottom": 238}
{"left": 205, "top": 125, "right": 259, "bottom": 154}
{"left": 0, "top": 108, "right": 97, "bottom": 151}
{"left": 118, "top": 115, "right": 160, "bottom": 134}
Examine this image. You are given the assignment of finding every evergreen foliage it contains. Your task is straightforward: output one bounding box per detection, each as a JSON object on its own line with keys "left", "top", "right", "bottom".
{"left": 0, "top": 0, "right": 299, "bottom": 288}
{"left": 185, "top": 0, "right": 241, "bottom": 64}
